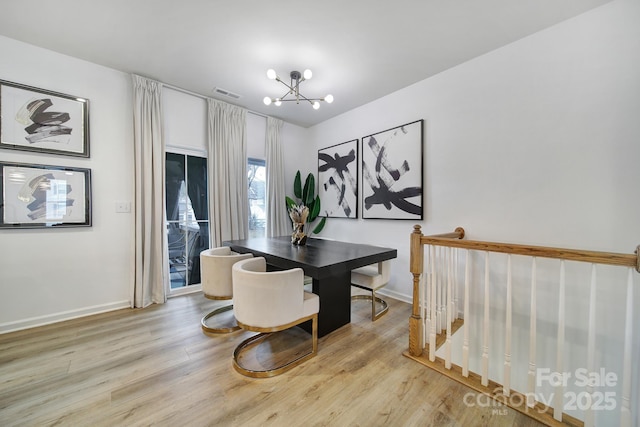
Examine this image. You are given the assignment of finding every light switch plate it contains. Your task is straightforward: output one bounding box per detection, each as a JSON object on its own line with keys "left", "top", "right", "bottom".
{"left": 115, "top": 201, "right": 131, "bottom": 213}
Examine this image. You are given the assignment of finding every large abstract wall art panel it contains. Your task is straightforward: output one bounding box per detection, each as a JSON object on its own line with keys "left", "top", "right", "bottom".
{"left": 0, "top": 162, "right": 92, "bottom": 228}
{"left": 361, "top": 120, "right": 423, "bottom": 220}
{"left": 0, "top": 80, "right": 90, "bottom": 157}
{"left": 318, "top": 139, "right": 358, "bottom": 219}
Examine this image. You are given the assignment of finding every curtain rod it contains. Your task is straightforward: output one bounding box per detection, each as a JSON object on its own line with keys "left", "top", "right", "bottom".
{"left": 162, "top": 82, "right": 268, "bottom": 119}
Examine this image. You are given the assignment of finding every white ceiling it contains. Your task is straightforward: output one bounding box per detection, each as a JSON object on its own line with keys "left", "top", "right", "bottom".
{"left": 0, "top": 0, "right": 612, "bottom": 128}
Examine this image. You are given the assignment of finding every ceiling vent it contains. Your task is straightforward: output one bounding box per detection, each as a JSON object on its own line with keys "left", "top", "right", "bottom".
{"left": 213, "top": 87, "right": 242, "bottom": 99}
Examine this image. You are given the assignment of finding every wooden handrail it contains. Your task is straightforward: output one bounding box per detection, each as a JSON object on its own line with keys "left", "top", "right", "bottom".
{"left": 419, "top": 229, "right": 639, "bottom": 272}
{"left": 425, "top": 227, "right": 466, "bottom": 240}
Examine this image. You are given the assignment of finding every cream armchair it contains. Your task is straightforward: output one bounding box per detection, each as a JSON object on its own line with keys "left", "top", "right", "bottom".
{"left": 199, "top": 247, "right": 253, "bottom": 333}
{"left": 231, "top": 257, "right": 319, "bottom": 378}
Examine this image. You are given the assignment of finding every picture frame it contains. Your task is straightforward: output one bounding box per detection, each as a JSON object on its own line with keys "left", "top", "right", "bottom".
{"left": 361, "top": 119, "right": 423, "bottom": 220}
{"left": 0, "top": 79, "right": 90, "bottom": 157}
{"left": 318, "top": 139, "right": 358, "bottom": 219}
{"left": 0, "top": 161, "right": 92, "bottom": 228}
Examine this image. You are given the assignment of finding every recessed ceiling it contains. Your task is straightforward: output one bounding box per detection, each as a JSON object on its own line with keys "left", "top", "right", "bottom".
{"left": 0, "top": 0, "right": 612, "bottom": 127}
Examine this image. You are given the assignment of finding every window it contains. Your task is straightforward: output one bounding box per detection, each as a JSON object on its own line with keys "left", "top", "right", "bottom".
{"left": 248, "top": 158, "right": 266, "bottom": 238}
{"left": 165, "top": 152, "right": 209, "bottom": 289}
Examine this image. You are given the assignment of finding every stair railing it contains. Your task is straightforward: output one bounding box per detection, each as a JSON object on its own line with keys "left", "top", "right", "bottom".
{"left": 407, "top": 225, "right": 639, "bottom": 426}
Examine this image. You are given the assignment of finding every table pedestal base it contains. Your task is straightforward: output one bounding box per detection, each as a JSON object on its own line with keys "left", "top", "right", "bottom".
{"left": 303, "top": 271, "right": 351, "bottom": 337}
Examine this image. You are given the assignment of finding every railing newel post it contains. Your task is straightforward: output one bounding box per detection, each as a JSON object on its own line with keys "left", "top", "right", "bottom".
{"left": 409, "top": 224, "right": 424, "bottom": 356}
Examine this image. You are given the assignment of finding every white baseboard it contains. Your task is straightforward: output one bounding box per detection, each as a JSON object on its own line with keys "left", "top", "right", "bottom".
{"left": 0, "top": 300, "right": 131, "bottom": 335}
{"left": 376, "top": 288, "right": 412, "bottom": 305}
{"left": 376, "top": 289, "right": 465, "bottom": 319}
{"left": 0, "top": 288, "right": 413, "bottom": 335}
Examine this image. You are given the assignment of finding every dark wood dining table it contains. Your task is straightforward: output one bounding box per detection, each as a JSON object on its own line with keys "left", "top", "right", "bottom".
{"left": 224, "top": 236, "right": 397, "bottom": 337}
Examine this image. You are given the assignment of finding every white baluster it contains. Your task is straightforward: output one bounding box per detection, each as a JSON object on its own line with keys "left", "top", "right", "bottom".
{"left": 503, "top": 255, "right": 512, "bottom": 397}
{"left": 444, "top": 248, "right": 448, "bottom": 329}
{"left": 449, "top": 247, "right": 455, "bottom": 321}
{"left": 445, "top": 247, "right": 452, "bottom": 369}
{"left": 584, "top": 264, "right": 597, "bottom": 427}
{"left": 481, "top": 251, "right": 490, "bottom": 387}
{"left": 462, "top": 249, "right": 470, "bottom": 377}
{"left": 453, "top": 248, "right": 459, "bottom": 321}
{"left": 436, "top": 246, "right": 442, "bottom": 333}
{"left": 527, "top": 257, "right": 537, "bottom": 407}
{"left": 439, "top": 247, "right": 446, "bottom": 333}
{"left": 620, "top": 268, "right": 633, "bottom": 427}
{"left": 429, "top": 245, "right": 437, "bottom": 362}
{"left": 553, "top": 261, "right": 566, "bottom": 421}
{"left": 422, "top": 248, "right": 429, "bottom": 349}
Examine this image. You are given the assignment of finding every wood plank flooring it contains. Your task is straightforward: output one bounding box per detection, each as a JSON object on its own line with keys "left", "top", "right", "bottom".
{"left": 0, "top": 293, "right": 544, "bottom": 426}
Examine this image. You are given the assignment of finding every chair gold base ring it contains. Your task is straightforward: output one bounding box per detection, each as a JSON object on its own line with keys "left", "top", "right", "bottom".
{"left": 201, "top": 304, "right": 241, "bottom": 333}
{"left": 351, "top": 294, "right": 389, "bottom": 321}
{"left": 232, "top": 314, "right": 318, "bottom": 378}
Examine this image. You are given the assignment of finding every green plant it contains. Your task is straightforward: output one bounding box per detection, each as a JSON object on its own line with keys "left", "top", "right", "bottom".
{"left": 285, "top": 170, "right": 327, "bottom": 235}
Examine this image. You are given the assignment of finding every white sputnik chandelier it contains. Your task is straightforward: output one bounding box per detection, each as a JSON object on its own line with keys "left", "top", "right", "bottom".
{"left": 263, "top": 69, "right": 333, "bottom": 110}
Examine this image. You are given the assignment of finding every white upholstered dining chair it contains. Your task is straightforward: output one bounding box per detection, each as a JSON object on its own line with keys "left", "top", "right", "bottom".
{"left": 351, "top": 260, "right": 391, "bottom": 321}
{"left": 199, "top": 247, "right": 253, "bottom": 333}
{"left": 231, "top": 257, "right": 319, "bottom": 378}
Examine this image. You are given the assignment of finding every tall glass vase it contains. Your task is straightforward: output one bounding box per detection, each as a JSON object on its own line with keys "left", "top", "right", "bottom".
{"left": 291, "top": 222, "right": 307, "bottom": 246}
{"left": 289, "top": 205, "right": 310, "bottom": 246}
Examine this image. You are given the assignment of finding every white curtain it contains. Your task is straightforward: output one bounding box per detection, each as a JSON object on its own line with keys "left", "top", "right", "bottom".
{"left": 131, "top": 75, "right": 169, "bottom": 308}
{"left": 207, "top": 99, "right": 249, "bottom": 246}
{"left": 265, "top": 117, "right": 289, "bottom": 237}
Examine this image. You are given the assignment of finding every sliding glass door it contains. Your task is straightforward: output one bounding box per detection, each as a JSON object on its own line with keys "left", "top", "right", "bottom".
{"left": 165, "top": 152, "right": 209, "bottom": 289}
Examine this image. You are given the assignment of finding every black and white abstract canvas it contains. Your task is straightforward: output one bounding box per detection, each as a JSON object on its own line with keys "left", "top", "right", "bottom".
{"left": 318, "top": 139, "right": 358, "bottom": 219}
{"left": 361, "top": 120, "right": 423, "bottom": 220}
{"left": 0, "top": 80, "right": 90, "bottom": 157}
{"left": 0, "top": 162, "right": 92, "bottom": 228}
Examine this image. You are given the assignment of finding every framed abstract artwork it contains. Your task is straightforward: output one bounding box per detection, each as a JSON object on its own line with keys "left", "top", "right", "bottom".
{"left": 361, "top": 120, "right": 423, "bottom": 220}
{"left": 0, "top": 79, "right": 90, "bottom": 157}
{"left": 0, "top": 161, "right": 92, "bottom": 228}
{"left": 318, "top": 139, "right": 358, "bottom": 219}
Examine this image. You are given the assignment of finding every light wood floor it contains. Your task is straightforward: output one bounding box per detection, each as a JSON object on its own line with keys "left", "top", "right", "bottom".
{"left": 0, "top": 293, "right": 544, "bottom": 427}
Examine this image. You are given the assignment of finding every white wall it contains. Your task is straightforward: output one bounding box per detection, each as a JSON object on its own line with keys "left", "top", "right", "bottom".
{"left": 310, "top": 0, "right": 640, "bottom": 301}
{"left": 282, "top": 121, "right": 315, "bottom": 196}
{"left": 247, "top": 113, "right": 267, "bottom": 160}
{"left": 164, "top": 87, "right": 207, "bottom": 154}
{"left": 0, "top": 36, "right": 134, "bottom": 331}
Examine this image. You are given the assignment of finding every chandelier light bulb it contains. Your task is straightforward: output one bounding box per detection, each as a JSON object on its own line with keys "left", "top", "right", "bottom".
{"left": 264, "top": 68, "right": 330, "bottom": 110}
